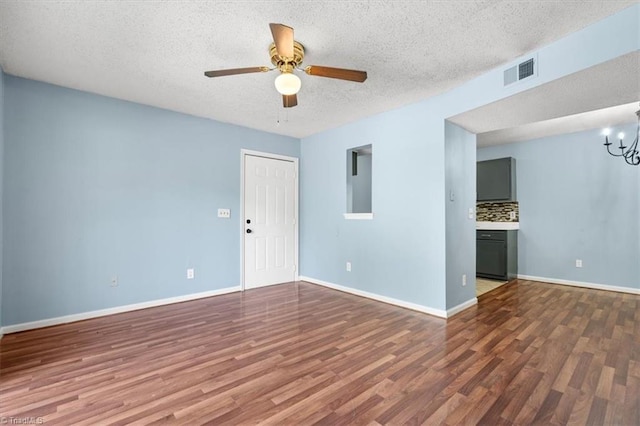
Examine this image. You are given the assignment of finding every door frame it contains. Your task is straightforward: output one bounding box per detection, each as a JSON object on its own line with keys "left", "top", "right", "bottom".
{"left": 240, "top": 149, "right": 299, "bottom": 291}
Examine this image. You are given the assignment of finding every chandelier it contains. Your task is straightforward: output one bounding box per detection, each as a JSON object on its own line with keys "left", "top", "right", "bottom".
{"left": 603, "top": 106, "right": 640, "bottom": 166}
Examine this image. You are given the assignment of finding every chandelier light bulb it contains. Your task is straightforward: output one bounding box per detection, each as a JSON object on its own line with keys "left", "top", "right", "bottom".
{"left": 274, "top": 72, "right": 301, "bottom": 95}
{"left": 602, "top": 104, "right": 639, "bottom": 166}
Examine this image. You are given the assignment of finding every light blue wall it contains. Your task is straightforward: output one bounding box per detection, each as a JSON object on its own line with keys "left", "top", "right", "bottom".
{"left": 300, "top": 104, "right": 447, "bottom": 309}
{"left": 445, "top": 122, "right": 477, "bottom": 308}
{"left": 0, "top": 67, "right": 4, "bottom": 329}
{"left": 477, "top": 124, "right": 639, "bottom": 290}
{"left": 2, "top": 76, "right": 298, "bottom": 326}
{"left": 300, "top": 5, "right": 638, "bottom": 312}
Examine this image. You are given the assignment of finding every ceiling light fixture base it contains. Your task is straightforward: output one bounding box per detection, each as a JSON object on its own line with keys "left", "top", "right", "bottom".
{"left": 269, "top": 41, "right": 305, "bottom": 70}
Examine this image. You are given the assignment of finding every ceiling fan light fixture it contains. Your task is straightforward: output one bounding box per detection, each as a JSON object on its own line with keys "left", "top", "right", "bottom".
{"left": 203, "top": 23, "right": 367, "bottom": 107}
{"left": 275, "top": 72, "right": 301, "bottom": 95}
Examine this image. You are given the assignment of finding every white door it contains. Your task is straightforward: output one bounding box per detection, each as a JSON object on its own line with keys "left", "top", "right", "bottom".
{"left": 243, "top": 153, "right": 297, "bottom": 289}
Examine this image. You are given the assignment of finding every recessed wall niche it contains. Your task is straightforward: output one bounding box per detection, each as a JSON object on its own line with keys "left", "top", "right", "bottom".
{"left": 346, "top": 144, "right": 372, "bottom": 215}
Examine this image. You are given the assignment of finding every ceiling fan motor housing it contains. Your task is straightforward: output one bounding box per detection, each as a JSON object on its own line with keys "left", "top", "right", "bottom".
{"left": 270, "top": 41, "right": 305, "bottom": 71}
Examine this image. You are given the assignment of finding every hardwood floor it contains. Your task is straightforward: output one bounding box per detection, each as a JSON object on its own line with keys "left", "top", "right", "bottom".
{"left": 1, "top": 280, "right": 638, "bottom": 425}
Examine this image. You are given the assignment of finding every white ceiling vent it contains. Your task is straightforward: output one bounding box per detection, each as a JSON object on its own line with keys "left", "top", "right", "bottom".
{"left": 504, "top": 56, "right": 538, "bottom": 86}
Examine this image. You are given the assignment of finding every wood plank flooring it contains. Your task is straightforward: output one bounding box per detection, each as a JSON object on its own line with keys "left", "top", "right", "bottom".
{"left": 1, "top": 280, "right": 638, "bottom": 425}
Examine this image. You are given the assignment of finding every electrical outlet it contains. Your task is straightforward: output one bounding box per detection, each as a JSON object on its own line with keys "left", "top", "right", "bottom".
{"left": 468, "top": 208, "right": 474, "bottom": 219}
{"left": 575, "top": 259, "right": 583, "bottom": 268}
{"left": 509, "top": 211, "right": 517, "bottom": 220}
{"left": 462, "top": 274, "right": 467, "bottom": 286}
{"left": 110, "top": 276, "right": 118, "bottom": 287}
{"left": 217, "top": 208, "right": 231, "bottom": 218}
{"left": 187, "top": 268, "right": 195, "bottom": 279}
{"left": 346, "top": 262, "right": 351, "bottom": 272}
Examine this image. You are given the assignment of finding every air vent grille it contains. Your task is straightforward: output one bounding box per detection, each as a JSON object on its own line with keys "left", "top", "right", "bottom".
{"left": 518, "top": 58, "right": 535, "bottom": 80}
{"left": 503, "top": 56, "right": 537, "bottom": 86}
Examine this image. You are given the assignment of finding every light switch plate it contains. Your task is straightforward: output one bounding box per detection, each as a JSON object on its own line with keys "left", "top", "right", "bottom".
{"left": 217, "top": 208, "right": 231, "bottom": 218}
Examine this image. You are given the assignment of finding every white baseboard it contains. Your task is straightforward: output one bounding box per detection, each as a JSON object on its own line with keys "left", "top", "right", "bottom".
{"left": 517, "top": 275, "right": 640, "bottom": 295}
{"left": 1, "top": 286, "right": 241, "bottom": 335}
{"left": 299, "top": 276, "right": 476, "bottom": 318}
{"left": 446, "top": 297, "right": 479, "bottom": 317}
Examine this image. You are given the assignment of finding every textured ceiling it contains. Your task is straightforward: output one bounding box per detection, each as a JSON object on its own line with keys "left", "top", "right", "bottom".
{"left": 449, "top": 52, "right": 640, "bottom": 147}
{"left": 476, "top": 102, "right": 639, "bottom": 147}
{"left": 0, "top": 1, "right": 637, "bottom": 138}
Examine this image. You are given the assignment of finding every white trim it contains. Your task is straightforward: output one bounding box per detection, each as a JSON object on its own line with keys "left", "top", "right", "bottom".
{"left": 343, "top": 213, "right": 374, "bottom": 220}
{"left": 240, "top": 149, "right": 299, "bottom": 292}
{"left": 1, "top": 286, "right": 241, "bottom": 335}
{"left": 446, "top": 298, "right": 478, "bottom": 317}
{"left": 517, "top": 274, "right": 640, "bottom": 295}
{"left": 476, "top": 221, "right": 519, "bottom": 230}
{"left": 241, "top": 149, "right": 298, "bottom": 163}
{"left": 299, "top": 275, "right": 449, "bottom": 318}
{"left": 240, "top": 151, "right": 247, "bottom": 290}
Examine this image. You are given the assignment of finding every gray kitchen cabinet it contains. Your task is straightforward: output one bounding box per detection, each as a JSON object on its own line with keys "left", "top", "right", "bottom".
{"left": 476, "top": 230, "right": 518, "bottom": 281}
{"left": 477, "top": 157, "right": 516, "bottom": 202}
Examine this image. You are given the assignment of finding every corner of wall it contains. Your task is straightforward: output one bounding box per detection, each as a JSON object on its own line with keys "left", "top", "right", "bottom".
{"left": 1, "top": 75, "right": 299, "bottom": 326}
{"left": 0, "top": 66, "right": 5, "bottom": 332}
{"left": 444, "top": 120, "right": 477, "bottom": 309}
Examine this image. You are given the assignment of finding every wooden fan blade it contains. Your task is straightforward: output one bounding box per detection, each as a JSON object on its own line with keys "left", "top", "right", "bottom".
{"left": 204, "top": 66, "right": 269, "bottom": 78}
{"left": 304, "top": 65, "right": 367, "bottom": 82}
{"left": 269, "top": 23, "right": 294, "bottom": 58}
{"left": 283, "top": 94, "right": 298, "bottom": 108}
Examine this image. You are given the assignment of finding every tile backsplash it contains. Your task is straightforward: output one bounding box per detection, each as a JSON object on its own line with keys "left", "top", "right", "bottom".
{"left": 476, "top": 202, "right": 519, "bottom": 222}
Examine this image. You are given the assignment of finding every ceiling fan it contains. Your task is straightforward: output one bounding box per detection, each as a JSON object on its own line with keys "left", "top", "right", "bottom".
{"left": 204, "top": 23, "right": 368, "bottom": 108}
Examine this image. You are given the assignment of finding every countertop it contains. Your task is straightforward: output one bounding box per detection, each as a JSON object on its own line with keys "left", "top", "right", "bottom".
{"left": 476, "top": 221, "right": 520, "bottom": 230}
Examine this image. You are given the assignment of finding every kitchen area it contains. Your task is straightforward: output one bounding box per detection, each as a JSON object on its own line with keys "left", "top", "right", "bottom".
{"left": 476, "top": 157, "right": 519, "bottom": 296}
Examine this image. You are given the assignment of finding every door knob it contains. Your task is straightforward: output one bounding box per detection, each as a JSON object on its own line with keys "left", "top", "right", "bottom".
{"left": 246, "top": 229, "right": 252, "bottom": 234}
{"left": 246, "top": 219, "right": 251, "bottom": 224}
